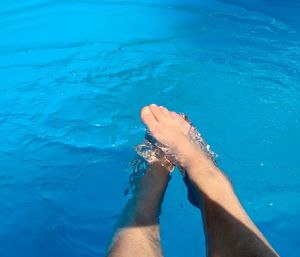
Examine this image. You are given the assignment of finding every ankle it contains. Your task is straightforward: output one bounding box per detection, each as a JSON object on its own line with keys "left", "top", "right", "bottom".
{"left": 185, "top": 159, "right": 233, "bottom": 198}
{"left": 183, "top": 147, "right": 217, "bottom": 174}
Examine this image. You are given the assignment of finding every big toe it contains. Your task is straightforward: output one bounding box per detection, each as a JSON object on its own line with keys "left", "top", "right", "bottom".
{"left": 141, "top": 106, "right": 159, "bottom": 132}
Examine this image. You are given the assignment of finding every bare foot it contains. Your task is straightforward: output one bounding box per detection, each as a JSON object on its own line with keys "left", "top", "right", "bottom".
{"left": 140, "top": 104, "right": 212, "bottom": 171}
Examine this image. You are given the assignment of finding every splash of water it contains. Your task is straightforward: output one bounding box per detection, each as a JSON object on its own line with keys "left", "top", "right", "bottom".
{"left": 135, "top": 115, "right": 217, "bottom": 167}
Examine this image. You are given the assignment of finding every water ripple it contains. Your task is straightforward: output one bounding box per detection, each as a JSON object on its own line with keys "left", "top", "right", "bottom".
{"left": 0, "top": 0, "right": 299, "bottom": 256}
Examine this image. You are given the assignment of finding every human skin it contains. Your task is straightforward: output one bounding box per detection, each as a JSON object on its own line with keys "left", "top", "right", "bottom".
{"left": 107, "top": 161, "right": 171, "bottom": 257}
{"left": 107, "top": 104, "right": 279, "bottom": 257}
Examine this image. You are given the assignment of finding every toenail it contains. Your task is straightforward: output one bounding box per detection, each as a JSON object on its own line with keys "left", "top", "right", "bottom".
{"left": 142, "top": 106, "right": 151, "bottom": 114}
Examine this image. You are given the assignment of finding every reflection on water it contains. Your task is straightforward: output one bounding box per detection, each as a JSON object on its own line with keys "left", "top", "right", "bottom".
{"left": 218, "top": 0, "right": 300, "bottom": 32}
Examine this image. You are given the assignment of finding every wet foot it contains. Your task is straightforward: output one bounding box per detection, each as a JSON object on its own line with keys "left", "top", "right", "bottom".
{"left": 140, "top": 104, "right": 212, "bottom": 171}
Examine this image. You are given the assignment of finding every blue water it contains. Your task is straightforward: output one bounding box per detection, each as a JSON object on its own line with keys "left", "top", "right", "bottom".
{"left": 0, "top": 0, "right": 300, "bottom": 256}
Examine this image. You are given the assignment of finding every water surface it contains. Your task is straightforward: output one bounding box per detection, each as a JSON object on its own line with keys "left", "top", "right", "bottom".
{"left": 0, "top": 0, "right": 299, "bottom": 256}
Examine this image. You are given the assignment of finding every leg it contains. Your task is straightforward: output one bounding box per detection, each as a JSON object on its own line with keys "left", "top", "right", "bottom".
{"left": 184, "top": 160, "right": 279, "bottom": 257}
{"left": 107, "top": 161, "right": 171, "bottom": 257}
{"left": 140, "top": 104, "right": 279, "bottom": 257}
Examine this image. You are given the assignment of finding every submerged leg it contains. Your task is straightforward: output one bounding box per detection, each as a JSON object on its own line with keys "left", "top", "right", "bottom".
{"left": 107, "top": 161, "right": 171, "bottom": 257}
{"left": 140, "top": 104, "right": 279, "bottom": 257}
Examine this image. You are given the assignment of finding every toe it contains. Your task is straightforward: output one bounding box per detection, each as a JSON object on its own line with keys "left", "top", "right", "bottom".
{"left": 170, "top": 111, "right": 178, "bottom": 120}
{"left": 178, "top": 113, "right": 188, "bottom": 124}
{"left": 159, "top": 106, "right": 171, "bottom": 118}
{"left": 141, "top": 106, "right": 159, "bottom": 131}
{"left": 172, "top": 111, "right": 183, "bottom": 123}
{"left": 181, "top": 114, "right": 192, "bottom": 127}
{"left": 149, "top": 104, "right": 164, "bottom": 121}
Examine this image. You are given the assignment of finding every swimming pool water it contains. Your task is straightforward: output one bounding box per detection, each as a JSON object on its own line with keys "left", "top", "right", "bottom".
{"left": 0, "top": 0, "right": 299, "bottom": 256}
